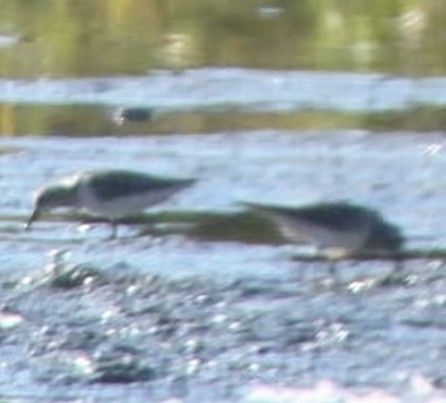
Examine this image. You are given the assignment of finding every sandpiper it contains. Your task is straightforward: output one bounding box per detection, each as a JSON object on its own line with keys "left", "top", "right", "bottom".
{"left": 241, "top": 201, "right": 404, "bottom": 275}
{"left": 26, "top": 169, "right": 196, "bottom": 239}
{"left": 114, "top": 107, "right": 154, "bottom": 125}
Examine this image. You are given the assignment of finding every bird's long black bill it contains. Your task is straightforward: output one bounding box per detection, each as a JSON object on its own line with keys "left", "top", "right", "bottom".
{"left": 25, "top": 210, "right": 39, "bottom": 230}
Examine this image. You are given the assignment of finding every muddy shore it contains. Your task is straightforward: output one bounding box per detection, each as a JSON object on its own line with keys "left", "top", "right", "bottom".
{"left": 0, "top": 250, "right": 445, "bottom": 401}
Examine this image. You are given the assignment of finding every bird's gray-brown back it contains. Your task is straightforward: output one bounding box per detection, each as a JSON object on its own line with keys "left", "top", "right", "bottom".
{"left": 241, "top": 201, "right": 403, "bottom": 254}
{"left": 244, "top": 202, "right": 375, "bottom": 230}
{"left": 82, "top": 170, "right": 195, "bottom": 202}
{"left": 273, "top": 203, "right": 376, "bottom": 232}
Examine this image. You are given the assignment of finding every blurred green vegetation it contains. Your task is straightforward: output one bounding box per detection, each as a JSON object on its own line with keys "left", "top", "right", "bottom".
{"left": 0, "top": 0, "right": 445, "bottom": 77}
{"left": 1, "top": 103, "right": 445, "bottom": 136}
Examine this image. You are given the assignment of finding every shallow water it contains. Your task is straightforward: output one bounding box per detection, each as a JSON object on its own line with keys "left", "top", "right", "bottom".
{"left": 1, "top": 130, "right": 446, "bottom": 401}
{"left": 1, "top": 69, "right": 446, "bottom": 136}
{"left": 2, "top": 70, "right": 446, "bottom": 111}
{"left": 1, "top": 129, "right": 446, "bottom": 275}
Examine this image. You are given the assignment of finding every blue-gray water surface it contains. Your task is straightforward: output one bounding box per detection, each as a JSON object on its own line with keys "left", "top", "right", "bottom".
{"left": 1, "top": 69, "right": 446, "bottom": 112}
{"left": 5, "top": 131, "right": 446, "bottom": 235}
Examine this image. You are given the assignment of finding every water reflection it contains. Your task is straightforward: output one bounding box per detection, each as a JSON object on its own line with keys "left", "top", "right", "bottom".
{"left": 0, "top": 1, "right": 444, "bottom": 77}
{"left": 0, "top": 1, "right": 444, "bottom": 136}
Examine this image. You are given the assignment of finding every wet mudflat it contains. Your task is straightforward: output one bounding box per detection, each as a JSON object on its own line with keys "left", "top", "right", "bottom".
{"left": 0, "top": 130, "right": 446, "bottom": 401}
{"left": 1, "top": 255, "right": 446, "bottom": 402}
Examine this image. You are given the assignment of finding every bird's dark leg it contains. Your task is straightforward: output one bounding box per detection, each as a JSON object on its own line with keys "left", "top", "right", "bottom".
{"left": 108, "top": 220, "right": 118, "bottom": 240}
{"left": 392, "top": 253, "right": 404, "bottom": 273}
{"left": 327, "top": 259, "right": 338, "bottom": 278}
{"left": 326, "top": 258, "right": 342, "bottom": 288}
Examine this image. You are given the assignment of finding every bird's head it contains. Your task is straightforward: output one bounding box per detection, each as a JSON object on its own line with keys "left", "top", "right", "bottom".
{"left": 25, "top": 185, "right": 77, "bottom": 230}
